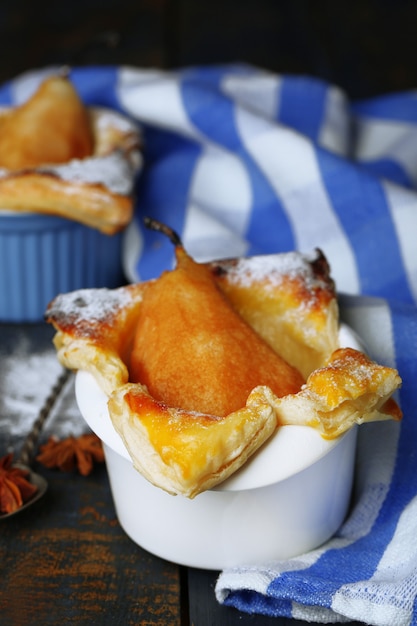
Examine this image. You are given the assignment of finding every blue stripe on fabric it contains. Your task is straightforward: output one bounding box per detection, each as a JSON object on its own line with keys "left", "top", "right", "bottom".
{"left": 135, "top": 127, "right": 202, "bottom": 280}
{"left": 221, "top": 589, "right": 293, "bottom": 618}
{"left": 0, "top": 80, "right": 14, "bottom": 105}
{"left": 413, "top": 593, "right": 417, "bottom": 626}
{"left": 182, "top": 64, "right": 257, "bottom": 89}
{"left": 69, "top": 66, "right": 122, "bottom": 111}
{"left": 277, "top": 76, "right": 328, "bottom": 143}
{"left": 180, "top": 74, "right": 295, "bottom": 254}
{"left": 359, "top": 158, "right": 413, "bottom": 190}
{"left": 352, "top": 92, "right": 417, "bottom": 124}
{"left": 317, "top": 149, "right": 414, "bottom": 303}
{"left": 0, "top": 67, "right": 121, "bottom": 109}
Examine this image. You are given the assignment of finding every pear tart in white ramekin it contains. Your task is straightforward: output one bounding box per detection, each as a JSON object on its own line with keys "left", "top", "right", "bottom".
{"left": 46, "top": 238, "right": 402, "bottom": 498}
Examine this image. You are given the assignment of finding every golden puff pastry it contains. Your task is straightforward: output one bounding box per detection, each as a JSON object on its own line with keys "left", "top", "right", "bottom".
{"left": 46, "top": 283, "right": 146, "bottom": 396}
{"left": 0, "top": 75, "right": 141, "bottom": 234}
{"left": 210, "top": 249, "right": 339, "bottom": 378}
{"left": 46, "top": 247, "right": 402, "bottom": 497}
{"left": 109, "top": 382, "right": 277, "bottom": 498}
{"left": 255, "top": 347, "right": 402, "bottom": 439}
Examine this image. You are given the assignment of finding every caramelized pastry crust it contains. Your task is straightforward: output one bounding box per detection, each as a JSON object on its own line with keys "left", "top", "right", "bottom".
{"left": 210, "top": 249, "right": 338, "bottom": 378}
{"left": 47, "top": 283, "right": 145, "bottom": 396}
{"left": 261, "top": 347, "right": 402, "bottom": 439}
{"left": 109, "top": 382, "right": 277, "bottom": 498}
{"left": 46, "top": 249, "right": 402, "bottom": 497}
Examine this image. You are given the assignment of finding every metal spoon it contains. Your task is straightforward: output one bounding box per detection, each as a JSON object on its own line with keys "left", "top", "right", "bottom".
{"left": 0, "top": 367, "right": 71, "bottom": 519}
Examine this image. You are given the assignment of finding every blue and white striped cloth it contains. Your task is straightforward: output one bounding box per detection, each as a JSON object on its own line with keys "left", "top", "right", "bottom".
{"left": 2, "top": 65, "right": 417, "bottom": 625}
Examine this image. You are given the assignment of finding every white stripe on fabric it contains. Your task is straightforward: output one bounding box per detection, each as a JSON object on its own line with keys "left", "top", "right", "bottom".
{"left": 375, "top": 495, "right": 417, "bottom": 579}
{"left": 354, "top": 119, "right": 407, "bottom": 159}
{"left": 338, "top": 295, "right": 396, "bottom": 366}
{"left": 330, "top": 297, "right": 401, "bottom": 571}
{"left": 383, "top": 182, "right": 417, "bottom": 303}
{"left": 221, "top": 71, "right": 281, "bottom": 121}
{"left": 342, "top": 420, "right": 400, "bottom": 535}
{"left": 182, "top": 203, "right": 250, "bottom": 263}
{"left": 354, "top": 118, "right": 417, "bottom": 186}
{"left": 332, "top": 497, "right": 417, "bottom": 626}
{"left": 188, "top": 144, "right": 253, "bottom": 237}
{"left": 122, "top": 220, "right": 144, "bottom": 282}
{"left": 319, "top": 87, "right": 351, "bottom": 156}
{"left": 215, "top": 568, "right": 279, "bottom": 602}
{"left": 117, "top": 67, "right": 203, "bottom": 141}
{"left": 292, "top": 601, "right": 350, "bottom": 623}
{"left": 234, "top": 107, "right": 360, "bottom": 294}
{"left": 332, "top": 594, "right": 411, "bottom": 626}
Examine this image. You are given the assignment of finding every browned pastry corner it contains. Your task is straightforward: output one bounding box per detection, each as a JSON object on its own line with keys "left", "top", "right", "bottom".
{"left": 46, "top": 282, "right": 146, "bottom": 395}
{"left": 0, "top": 75, "right": 141, "bottom": 234}
{"left": 261, "top": 347, "right": 403, "bottom": 439}
{"left": 209, "top": 249, "right": 338, "bottom": 378}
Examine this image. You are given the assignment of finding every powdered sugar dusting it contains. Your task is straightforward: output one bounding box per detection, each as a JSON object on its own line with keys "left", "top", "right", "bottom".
{"left": 222, "top": 251, "right": 322, "bottom": 289}
{"left": 47, "top": 285, "right": 136, "bottom": 325}
{"left": 93, "top": 106, "right": 138, "bottom": 135}
{"left": 39, "top": 151, "right": 139, "bottom": 195}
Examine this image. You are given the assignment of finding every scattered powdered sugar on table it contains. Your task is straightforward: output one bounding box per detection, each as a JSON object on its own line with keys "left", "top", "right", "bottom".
{"left": 0, "top": 335, "right": 87, "bottom": 452}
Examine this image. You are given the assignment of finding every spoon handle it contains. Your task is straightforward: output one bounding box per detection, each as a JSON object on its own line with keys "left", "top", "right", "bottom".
{"left": 17, "top": 368, "right": 72, "bottom": 467}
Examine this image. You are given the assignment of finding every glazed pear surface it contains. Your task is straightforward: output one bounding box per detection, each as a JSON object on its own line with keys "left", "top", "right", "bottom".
{"left": 130, "top": 246, "right": 304, "bottom": 417}
{"left": 0, "top": 75, "right": 93, "bottom": 170}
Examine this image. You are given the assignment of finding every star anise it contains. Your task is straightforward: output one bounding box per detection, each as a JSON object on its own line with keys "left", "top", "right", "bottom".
{"left": 0, "top": 453, "right": 38, "bottom": 514}
{"left": 36, "top": 433, "right": 104, "bottom": 476}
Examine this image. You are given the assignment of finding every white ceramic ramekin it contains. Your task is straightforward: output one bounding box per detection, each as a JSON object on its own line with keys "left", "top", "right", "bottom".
{"left": 0, "top": 211, "right": 125, "bottom": 322}
{"left": 74, "top": 324, "right": 362, "bottom": 570}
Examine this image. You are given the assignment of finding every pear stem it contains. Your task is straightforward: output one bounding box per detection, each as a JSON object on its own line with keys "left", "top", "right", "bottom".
{"left": 144, "top": 217, "right": 183, "bottom": 247}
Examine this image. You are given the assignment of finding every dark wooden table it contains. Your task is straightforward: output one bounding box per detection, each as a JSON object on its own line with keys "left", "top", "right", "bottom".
{"left": 0, "top": 322, "right": 363, "bottom": 626}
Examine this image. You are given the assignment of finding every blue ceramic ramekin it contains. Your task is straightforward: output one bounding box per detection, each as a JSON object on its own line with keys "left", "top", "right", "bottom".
{"left": 0, "top": 212, "right": 125, "bottom": 322}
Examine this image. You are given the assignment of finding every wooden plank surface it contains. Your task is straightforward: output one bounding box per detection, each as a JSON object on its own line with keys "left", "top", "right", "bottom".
{"left": 0, "top": 323, "right": 181, "bottom": 626}
{"left": 0, "top": 463, "right": 182, "bottom": 625}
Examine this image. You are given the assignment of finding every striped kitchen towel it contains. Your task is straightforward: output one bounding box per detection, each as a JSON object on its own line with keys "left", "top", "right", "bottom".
{"left": 2, "top": 65, "right": 417, "bottom": 625}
